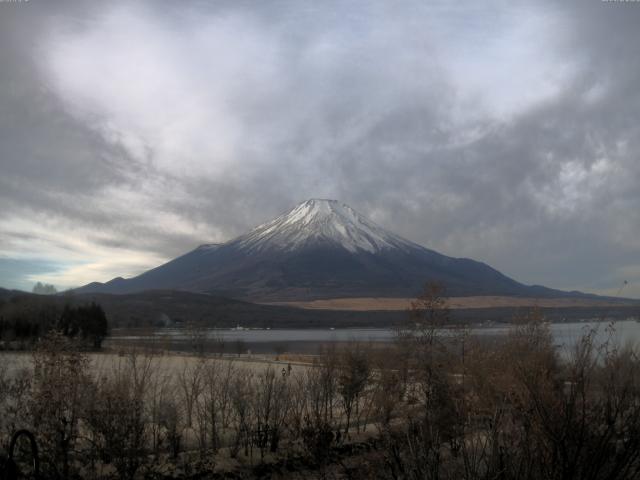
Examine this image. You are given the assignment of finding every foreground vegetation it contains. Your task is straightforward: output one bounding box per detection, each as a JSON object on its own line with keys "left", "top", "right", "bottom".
{"left": 2, "top": 286, "right": 640, "bottom": 479}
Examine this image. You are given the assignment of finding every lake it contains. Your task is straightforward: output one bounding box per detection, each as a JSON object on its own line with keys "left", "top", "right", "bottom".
{"left": 106, "top": 319, "right": 640, "bottom": 354}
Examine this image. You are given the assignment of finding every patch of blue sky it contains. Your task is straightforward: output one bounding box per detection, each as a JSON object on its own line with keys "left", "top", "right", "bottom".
{"left": 0, "top": 257, "right": 71, "bottom": 291}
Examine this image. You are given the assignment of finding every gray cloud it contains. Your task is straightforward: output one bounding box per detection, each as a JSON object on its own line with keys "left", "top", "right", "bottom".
{"left": 0, "top": 0, "right": 639, "bottom": 297}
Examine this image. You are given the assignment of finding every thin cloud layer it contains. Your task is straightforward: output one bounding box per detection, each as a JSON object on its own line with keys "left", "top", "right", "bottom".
{"left": 0, "top": 0, "right": 639, "bottom": 297}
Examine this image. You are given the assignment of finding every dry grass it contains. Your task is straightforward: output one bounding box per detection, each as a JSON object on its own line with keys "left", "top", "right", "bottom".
{"left": 0, "top": 351, "right": 310, "bottom": 378}
{"left": 263, "top": 295, "right": 635, "bottom": 311}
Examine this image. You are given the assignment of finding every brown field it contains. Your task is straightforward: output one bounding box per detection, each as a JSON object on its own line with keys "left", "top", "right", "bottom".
{"left": 0, "top": 351, "right": 312, "bottom": 378}
{"left": 263, "top": 295, "right": 636, "bottom": 311}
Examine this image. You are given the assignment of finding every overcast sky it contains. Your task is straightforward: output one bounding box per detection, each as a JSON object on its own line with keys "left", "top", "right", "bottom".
{"left": 1, "top": 0, "right": 639, "bottom": 297}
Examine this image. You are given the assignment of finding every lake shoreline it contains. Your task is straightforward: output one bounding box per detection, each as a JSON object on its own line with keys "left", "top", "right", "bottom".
{"left": 103, "top": 319, "right": 640, "bottom": 355}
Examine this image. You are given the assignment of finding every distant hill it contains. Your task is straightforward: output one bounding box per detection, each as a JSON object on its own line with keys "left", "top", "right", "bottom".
{"left": 70, "top": 290, "right": 404, "bottom": 328}
{"left": 74, "top": 199, "right": 606, "bottom": 301}
{"left": 0, "top": 287, "right": 28, "bottom": 301}
{"left": 78, "top": 290, "right": 640, "bottom": 328}
{"left": 1, "top": 288, "right": 637, "bottom": 329}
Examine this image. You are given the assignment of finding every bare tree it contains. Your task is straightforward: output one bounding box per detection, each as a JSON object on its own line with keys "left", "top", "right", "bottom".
{"left": 372, "top": 360, "right": 402, "bottom": 434}
{"left": 85, "top": 353, "right": 153, "bottom": 480}
{"left": 146, "top": 363, "right": 176, "bottom": 456}
{"left": 30, "top": 332, "right": 90, "bottom": 479}
{"left": 157, "top": 398, "right": 182, "bottom": 459}
{"left": 229, "top": 368, "right": 254, "bottom": 459}
{"left": 337, "top": 344, "right": 371, "bottom": 435}
{"left": 177, "top": 359, "right": 204, "bottom": 429}
{"left": 185, "top": 320, "right": 207, "bottom": 356}
{"left": 252, "top": 366, "right": 291, "bottom": 458}
{"left": 0, "top": 360, "right": 31, "bottom": 455}
{"left": 287, "top": 371, "right": 309, "bottom": 440}
{"left": 200, "top": 359, "right": 236, "bottom": 453}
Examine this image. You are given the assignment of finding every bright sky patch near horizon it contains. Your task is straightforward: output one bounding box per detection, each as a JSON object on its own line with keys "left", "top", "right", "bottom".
{"left": 1, "top": 0, "right": 639, "bottom": 298}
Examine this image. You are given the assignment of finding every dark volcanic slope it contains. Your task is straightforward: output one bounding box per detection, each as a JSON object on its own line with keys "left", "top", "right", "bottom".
{"left": 75, "top": 199, "right": 592, "bottom": 301}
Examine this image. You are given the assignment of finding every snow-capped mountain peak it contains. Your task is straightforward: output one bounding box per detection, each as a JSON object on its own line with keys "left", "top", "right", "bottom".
{"left": 74, "top": 198, "right": 570, "bottom": 300}
{"left": 235, "top": 199, "right": 416, "bottom": 253}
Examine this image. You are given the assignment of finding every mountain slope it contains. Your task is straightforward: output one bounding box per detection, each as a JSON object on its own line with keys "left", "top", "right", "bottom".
{"left": 75, "top": 199, "right": 584, "bottom": 300}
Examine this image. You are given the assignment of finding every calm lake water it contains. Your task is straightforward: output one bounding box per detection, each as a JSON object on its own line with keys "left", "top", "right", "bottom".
{"left": 108, "top": 319, "right": 640, "bottom": 354}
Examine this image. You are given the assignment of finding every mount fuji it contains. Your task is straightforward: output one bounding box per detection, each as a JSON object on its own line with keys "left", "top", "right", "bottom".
{"left": 76, "top": 199, "right": 577, "bottom": 300}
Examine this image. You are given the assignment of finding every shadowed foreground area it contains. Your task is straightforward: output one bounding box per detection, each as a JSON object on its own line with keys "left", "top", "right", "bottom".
{"left": 3, "top": 289, "right": 640, "bottom": 479}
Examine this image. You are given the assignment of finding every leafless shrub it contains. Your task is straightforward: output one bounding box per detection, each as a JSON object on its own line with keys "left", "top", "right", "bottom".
{"left": 157, "top": 398, "right": 182, "bottom": 459}
{"left": 234, "top": 339, "right": 248, "bottom": 356}
{"left": 287, "top": 370, "right": 310, "bottom": 440}
{"left": 178, "top": 359, "right": 204, "bottom": 430}
{"left": 184, "top": 321, "right": 207, "bottom": 356}
{"left": 146, "top": 362, "right": 176, "bottom": 456}
{"left": 0, "top": 361, "right": 32, "bottom": 457}
{"left": 85, "top": 353, "right": 152, "bottom": 480}
{"left": 306, "top": 346, "right": 339, "bottom": 429}
{"left": 337, "top": 343, "right": 372, "bottom": 435}
{"left": 197, "top": 358, "right": 235, "bottom": 453}
{"left": 249, "top": 366, "right": 289, "bottom": 459}
{"left": 30, "top": 331, "right": 90, "bottom": 479}
{"left": 372, "top": 360, "right": 402, "bottom": 434}
{"left": 375, "top": 309, "right": 640, "bottom": 480}
{"left": 229, "top": 368, "right": 255, "bottom": 458}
